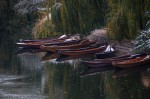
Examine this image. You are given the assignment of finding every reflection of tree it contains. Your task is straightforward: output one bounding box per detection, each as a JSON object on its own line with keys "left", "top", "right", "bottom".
{"left": 0, "top": 0, "right": 41, "bottom": 73}
{"left": 106, "top": 71, "right": 149, "bottom": 99}
{"left": 17, "top": 53, "right": 42, "bottom": 74}
{"left": 0, "top": 0, "right": 16, "bottom": 42}
{"left": 43, "top": 61, "right": 150, "bottom": 99}
{"left": 43, "top": 62, "right": 106, "bottom": 99}
{"left": 0, "top": 41, "right": 17, "bottom": 71}
{"left": 141, "top": 70, "right": 150, "bottom": 88}
{"left": 0, "top": 0, "right": 38, "bottom": 43}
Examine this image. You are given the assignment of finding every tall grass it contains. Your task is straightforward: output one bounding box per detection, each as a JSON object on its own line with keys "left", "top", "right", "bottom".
{"left": 51, "top": 0, "right": 107, "bottom": 35}
{"left": 37, "top": 0, "right": 150, "bottom": 39}
{"left": 106, "top": 0, "right": 150, "bottom": 40}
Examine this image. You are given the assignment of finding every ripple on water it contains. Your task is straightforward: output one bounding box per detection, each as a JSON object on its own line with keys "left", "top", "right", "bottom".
{"left": 0, "top": 74, "right": 47, "bottom": 99}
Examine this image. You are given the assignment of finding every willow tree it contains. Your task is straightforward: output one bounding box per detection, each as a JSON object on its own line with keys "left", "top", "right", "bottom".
{"left": 106, "top": 0, "right": 150, "bottom": 40}
{"left": 0, "top": 0, "right": 16, "bottom": 42}
{"left": 51, "top": 0, "right": 107, "bottom": 35}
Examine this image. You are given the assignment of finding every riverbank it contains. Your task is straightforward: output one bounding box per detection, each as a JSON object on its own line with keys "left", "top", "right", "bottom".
{"left": 87, "top": 29, "right": 135, "bottom": 56}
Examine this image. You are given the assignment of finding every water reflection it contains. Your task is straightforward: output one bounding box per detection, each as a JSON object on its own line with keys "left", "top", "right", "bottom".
{"left": 0, "top": 40, "right": 150, "bottom": 99}
{"left": 41, "top": 52, "right": 59, "bottom": 62}
{"left": 113, "top": 65, "right": 150, "bottom": 78}
{"left": 141, "top": 70, "right": 150, "bottom": 88}
{"left": 42, "top": 59, "right": 150, "bottom": 99}
{"left": 42, "top": 61, "right": 105, "bottom": 99}
{"left": 0, "top": 42, "right": 47, "bottom": 98}
{"left": 81, "top": 67, "right": 115, "bottom": 77}
{"left": 16, "top": 47, "right": 45, "bottom": 55}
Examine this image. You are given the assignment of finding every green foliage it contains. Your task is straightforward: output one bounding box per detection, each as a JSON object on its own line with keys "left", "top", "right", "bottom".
{"left": 51, "top": 0, "right": 107, "bottom": 34}
{"left": 37, "top": 0, "right": 150, "bottom": 40}
{"left": 106, "top": 0, "right": 150, "bottom": 40}
{"left": 33, "top": 20, "right": 61, "bottom": 39}
{"left": 51, "top": 2, "right": 63, "bottom": 32}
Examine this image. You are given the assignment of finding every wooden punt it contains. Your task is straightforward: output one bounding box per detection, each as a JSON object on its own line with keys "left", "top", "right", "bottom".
{"left": 16, "top": 34, "right": 79, "bottom": 47}
{"left": 112, "top": 54, "right": 150, "bottom": 68}
{"left": 57, "top": 45, "right": 107, "bottom": 56}
{"left": 17, "top": 39, "right": 81, "bottom": 48}
{"left": 82, "top": 53, "right": 146, "bottom": 68}
{"left": 18, "top": 35, "right": 68, "bottom": 43}
{"left": 40, "top": 39, "right": 96, "bottom": 52}
{"left": 94, "top": 53, "right": 146, "bottom": 61}
{"left": 16, "top": 39, "right": 64, "bottom": 47}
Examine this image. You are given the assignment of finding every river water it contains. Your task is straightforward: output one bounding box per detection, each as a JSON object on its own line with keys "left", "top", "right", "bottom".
{"left": 0, "top": 42, "right": 150, "bottom": 99}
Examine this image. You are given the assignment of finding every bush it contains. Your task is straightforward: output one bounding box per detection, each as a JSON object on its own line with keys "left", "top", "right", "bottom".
{"left": 132, "top": 11, "right": 150, "bottom": 53}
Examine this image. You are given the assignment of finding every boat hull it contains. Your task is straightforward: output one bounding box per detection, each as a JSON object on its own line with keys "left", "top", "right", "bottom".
{"left": 40, "top": 40, "right": 95, "bottom": 52}
{"left": 57, "top": 45, "right": 107, "bottom": 56}
{"left": 82, "top": 53, "right": 147, "bottom": 68}
{"left": 17, "top": 40, "right": 81, "bottom": 48}
{"left": 95, "top": 51, "right": 115, "bottom": 59}
{"left": 112, "top": 55, "right": 150, "bottom": 68}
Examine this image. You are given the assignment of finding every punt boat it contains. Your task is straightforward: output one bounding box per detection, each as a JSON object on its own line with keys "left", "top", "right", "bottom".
{"left": 112, "top": 54, "right": 150, "bottom": 68}
{"left": 40, "top": 39, "right": 96, "bottom": 52}
{"left": 57, "top": 45, "right": 107, "bottom": 56}
{"left": 82, "top": 53, "right": 146, "bottom": 68}
{"left": 17, "top": 39, "right": 81, "bottom": 48}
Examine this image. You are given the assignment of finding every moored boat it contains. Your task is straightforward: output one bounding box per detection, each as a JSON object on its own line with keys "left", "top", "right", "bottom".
{"left": 16, "top": 39, "right": 64, "bottom": 47}
{"left": 40, "top": 39, "right": 96, "bottom": 52}
{"left": 82, "top": 53, "right": 147, "bottom": 68}
{"left": 16, "top": 34, "right": 81, "bottom": 48}
{"left": 112, "top": 54, "right": 150, "bottom": 68}
{"left": 17, "top": 34, "right": 68, "bottom": 43}
{"left": 57, "top": 45, "right": 107, "bottom": 56}
{"left": 17, "top": 39, "right": 81, "bottom": 48}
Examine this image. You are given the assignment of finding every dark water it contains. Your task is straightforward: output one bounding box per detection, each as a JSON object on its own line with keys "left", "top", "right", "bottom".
{"left": 0, "top": 42, "right": 150, "bottom": 99}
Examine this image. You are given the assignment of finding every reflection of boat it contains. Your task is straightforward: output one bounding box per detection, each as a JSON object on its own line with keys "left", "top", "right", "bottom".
{"left": 112, "top": 54, "right": 150, "bottom": 68}
{"left": 41, "top": 52, "right": 59, "bottom": 61}
{"left": 16, "top": 47, "right": 46, "bottom": 54}
{"left": 112, "top": 65, "right": 150, "bottom": 78}
{"left": 40, "top": 39, "right": 96, "bottom": 52}
{"left": 56, "top": 54, "right": 94, "bottom": 62}
{"left": 81, "top": 59, "right": 112, "bottom": 68}
{"left": 82, "top": 53, "right": 146, "bottom": 68}
{"left": 95, "top": 45, "right": 115, "bottom": 59}
{"left": 57, "top": 45, "right": 107, "bottom": 56}
{"left": 81, "top": 67, "right": 115, "bottom": 77}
